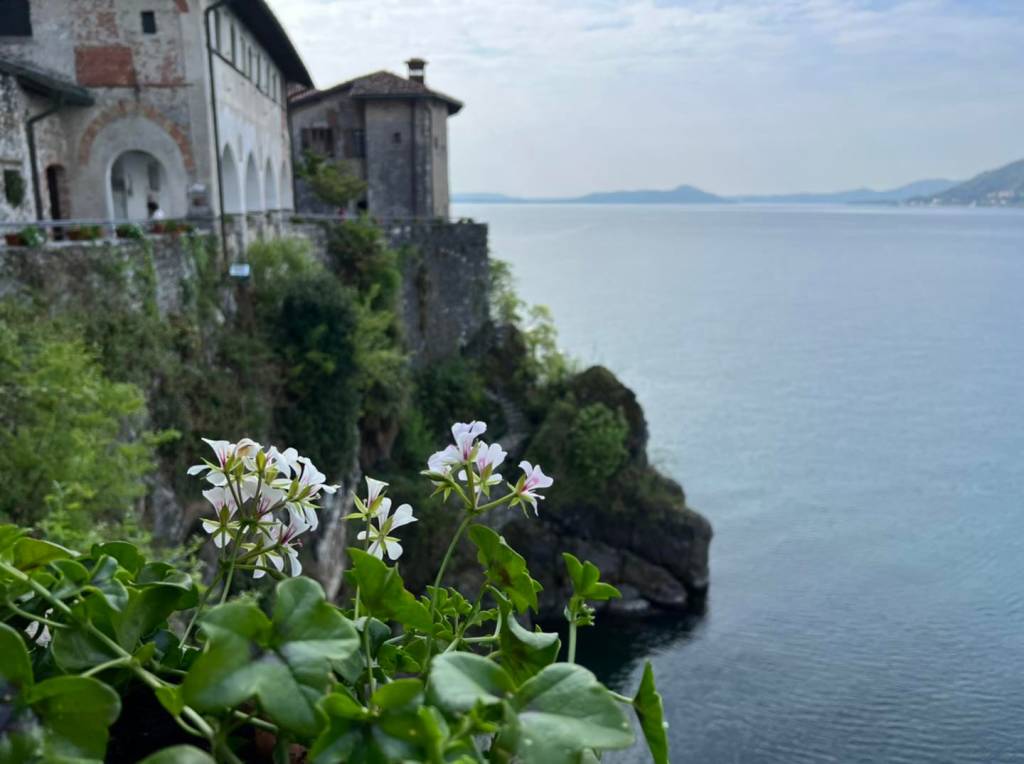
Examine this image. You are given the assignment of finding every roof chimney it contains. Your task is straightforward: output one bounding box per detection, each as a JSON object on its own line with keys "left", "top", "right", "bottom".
{"left": 406, "top": 58, "right": 427, "bottom": 83}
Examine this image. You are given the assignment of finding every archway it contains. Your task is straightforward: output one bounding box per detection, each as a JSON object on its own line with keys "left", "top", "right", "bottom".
{"left": 280, "top": 160, "right": 291, "bottom": 210}
{"left": 110, "top": 151, "right": 168, "bottom": 220}
{"left": 244, "top": 154, "right": 262, "bottom": 212}
{"left": 264, "top": 159, "right": 278, "bottom": 210}
{"left": 221, "top": 144, "right": 242, "bottom": 214}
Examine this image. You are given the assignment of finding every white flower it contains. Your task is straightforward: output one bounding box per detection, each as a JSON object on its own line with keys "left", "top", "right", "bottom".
{"left": 267, "top": 446, "right": 300, "bottom": 478}
{"left": 200, "top": 486, "right": 240, "bottom": 548}
{"left": 270, "top": 519, "right": 305, "bottom": 577}
{"left": 357, "top": 501, "right": 416, "bottom": 561}
{"left": 511, "top": 461, "right": 554, "bottom": 514}
{"left": 365, "top": 476, "right": 388, "bottom": 507}
{"left": 458, "top": 441, "right": 507, "bottom": 496}
{"left": 187, "top": 438, "right": 261, "bottom": 486}
{"left": 426, "top": 421, "right": 488, "bottom": 477}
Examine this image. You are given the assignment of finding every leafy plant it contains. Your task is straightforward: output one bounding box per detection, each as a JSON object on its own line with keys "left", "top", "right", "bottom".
{"left": 3, "top": 169, "right": 26, "bottom": 208}
{"left": 0, "top": 426, "right": 670, "bottom": 762}
{"left": 116, "top": 223, "right": 146, "bottom": 240}
{"left": 18, "top": 226, "right": 45, "bottom": 248}
{"left": 0, "top": 311, "right": 168, "bottom": 547}
{"left": 298, "top": 150, "right": 367, "bottom": 209}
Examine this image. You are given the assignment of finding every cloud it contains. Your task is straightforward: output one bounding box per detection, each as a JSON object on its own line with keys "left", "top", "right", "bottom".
{"left": 269, "top": 0, "right": 1024, "bottom": 195}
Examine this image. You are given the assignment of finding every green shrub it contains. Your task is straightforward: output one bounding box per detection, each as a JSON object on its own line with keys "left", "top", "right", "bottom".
{"left": 567, "top": 402, "right": 630, "bottom": 482}
{"left": 298, "top": 150, "right": 367, "bottom": 208}
{"left": 0, "top": 312, "right": 166, "bottom": 546}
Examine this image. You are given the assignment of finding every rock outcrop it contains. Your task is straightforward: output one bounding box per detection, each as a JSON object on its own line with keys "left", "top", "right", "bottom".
{"left": 493, "top": 365, "right": 712, "bottom": 617}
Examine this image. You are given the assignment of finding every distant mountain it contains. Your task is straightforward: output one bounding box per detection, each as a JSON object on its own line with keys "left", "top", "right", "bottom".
{"left": 571, "top": 184, "right": 726, "bottom": 204}
{"left": 733, "top": 179, "right": 958, "bottom": 205}
{"left": 452, "top": 184, "right": 726, "bottom": 205}
{"left": 453, "top": 179, "right": 958, "bottom": 207}
{"left": 913, "top": 159, "right": 1024, "bottom": 207}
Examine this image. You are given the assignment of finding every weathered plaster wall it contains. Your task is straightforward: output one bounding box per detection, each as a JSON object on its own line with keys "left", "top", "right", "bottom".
{"left": 364, "top": 100, "right": 415, "bottom": 219}
{"left": 0, "top": 73, "right": 34, "bottom": 223}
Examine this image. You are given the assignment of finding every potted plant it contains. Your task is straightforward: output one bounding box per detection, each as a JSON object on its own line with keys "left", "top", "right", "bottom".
{"left": 5, "top": 225, "right": 45, "bottom": 247}
{"left": 67, "top": 225, "right": 102, "bottom": 242}
{"left": 116, "top": 223, "right": 145, "bottom": 240}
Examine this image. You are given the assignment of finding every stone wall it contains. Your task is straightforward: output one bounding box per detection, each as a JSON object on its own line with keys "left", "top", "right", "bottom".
{"left": 391, "top": 220, "right": 490, "bottom": 366}
{"left": 0, "top": 234, "right": 198, "bottom": 317}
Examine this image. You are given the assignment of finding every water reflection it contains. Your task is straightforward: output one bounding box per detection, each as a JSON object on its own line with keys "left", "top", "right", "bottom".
{"left": 551, "top": 603, "right": 707, "bottom": 689}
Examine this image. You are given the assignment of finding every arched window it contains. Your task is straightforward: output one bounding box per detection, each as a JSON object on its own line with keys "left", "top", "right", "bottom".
{"left": 221, "top": 144, "right": 242, "bottom": 214}
{"left": 264, "top": 159, "right": 278, "bottom": 210}
{"left": 110, "top": 151, "right": 167, "bottom": 220}
{"left": 244, "top": 154, "right": 262, "bottom": 212}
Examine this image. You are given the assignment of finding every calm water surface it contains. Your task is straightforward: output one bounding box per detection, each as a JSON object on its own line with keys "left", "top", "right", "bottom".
{"left": 454, "top": 203, "right": 1024, "bottom": 763}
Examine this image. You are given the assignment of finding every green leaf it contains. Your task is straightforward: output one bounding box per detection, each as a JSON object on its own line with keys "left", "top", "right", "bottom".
{"left": 83, "top": 555, "right": 130, "bottom": 612}
{"left": 28, "top": 676, "right": 122, "bottom": 762}
{"left": 183, "top": 577, "right": 360, "bottom": 737}
{"left": 468, "top": 526, "right": 542, "bottom": 614}
{"left": 509, "top": 663, "right": 634, "bottom": 763}
{"left": 0, "top": 525, "right": 27, "bottom": 559}
{"left": 372, "top": 678, "right": 423, "bottom": 710}
{"left": 0, "top": 622, "right": 32, "bottom": 686}
{"left": 138, "top": 745, "right": 216, "bottom": 764}
{"left": 498, "top": 612, "right": 561, "bottom": 685}
{"left": 427, "top": 652, "right": 516, "bottom": 713}
{"left": 633, "top": 661, "right": 669, "bottom": 764}
{"left": 345, "top": 549, "right": 432, "bottom": 632}
{"left": 11, "top": 537, "right": 73, "bottom": 571}
{"left": 562, "top": 553, "right": 621, "bottom": 602}
{"left": 154, "top": 685, "right": 185, "bottom": 717}
{"left": 91, "top": 541, "right": 146, "bottom": 576}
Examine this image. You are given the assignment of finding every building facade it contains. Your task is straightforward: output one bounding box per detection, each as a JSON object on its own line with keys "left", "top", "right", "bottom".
{"left": 0, "top": 0, "right": 311, "bottom": 234}
{"left": 290, "top": 59, "right": 462, "bottom": 220}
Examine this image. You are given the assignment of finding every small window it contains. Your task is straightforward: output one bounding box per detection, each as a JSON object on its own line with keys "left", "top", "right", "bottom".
{"left": 348, "top": 129, "right": 366, "bottom": 159}
{"left": 230, "top": 24, "right": 236, "bottom": 63}
{"left": 392, "top": 132, "right": 402, "bottom": 145}
{"left": 301, "top": 127, "right": 335, "bottom": 158}
{"left": 141, "top": 11, "right": 157, "bottom": 34}
{"left": 0, "top": 0, "right": 33, "bottom": 36}
{"left": 248, "top": 48, "right": 253, "bottom": 79}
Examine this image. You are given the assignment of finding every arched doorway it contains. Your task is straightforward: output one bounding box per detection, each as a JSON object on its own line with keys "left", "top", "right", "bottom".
{"left": 264, "top": 159, "right": 278, "bottom": 210}
{"left": 221, "top": 145, "right": 242, "bottom": 214}
{"left": 110, "top": 151, "right": 167, "bottom": 220}
{"left": 280, "top": 160, "right": 292, "bottom": 211}
{"left": 244, "top": 154, "right": 262, "bottom": 212}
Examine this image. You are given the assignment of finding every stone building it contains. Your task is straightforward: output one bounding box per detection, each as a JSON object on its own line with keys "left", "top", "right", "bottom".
{"left": 289, "top": 59, "right": 462, "bottom": 220}
{"left": 0, "top": 0, "right": 311, "bottom": 239}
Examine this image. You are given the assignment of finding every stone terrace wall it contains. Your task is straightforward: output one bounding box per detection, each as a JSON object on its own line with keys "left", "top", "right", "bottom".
{"left": 390, "top": 220, "right": 489, "bottom": 366}
{"left": 0, "top": 234, "right": 199, "bottom": 317}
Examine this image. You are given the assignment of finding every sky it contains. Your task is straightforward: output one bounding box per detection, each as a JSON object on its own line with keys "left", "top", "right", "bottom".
{"left": 268, "top": 0, "right": 1024, "bottom": 197}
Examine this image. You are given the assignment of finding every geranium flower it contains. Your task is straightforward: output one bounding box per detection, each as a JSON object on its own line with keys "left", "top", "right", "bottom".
{"left": 426, "top": 421, "right": 488, "bottom": 477}
{"left": 511, "top": 461, "right": 554, "bottom": 514}
{"left": 357, "top": 501, "right": 416, "bottom": 561}
{"left": 187, "top": 438, "right": 261, "bottom": 486}
{"left": 458, "top": 441, "right": 507, "bottom": 494}
{"left": 200, "top": 486, "right": 240, "bottom": 548}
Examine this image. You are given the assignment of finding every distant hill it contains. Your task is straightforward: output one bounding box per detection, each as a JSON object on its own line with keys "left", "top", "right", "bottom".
{"left": 453, "top": 179, "right": 958, "bottom": 206}
{"left": 733, "top": 179, "right": 958, "bottom": 205}
{"left": 452, "top": 184, "right": 726, "bottom": 205}
{"left": 571, "top": 184, "right": 726, "bottom": 204}
{"left": 913, "top": 159, "right": 1024, "bottom": 207}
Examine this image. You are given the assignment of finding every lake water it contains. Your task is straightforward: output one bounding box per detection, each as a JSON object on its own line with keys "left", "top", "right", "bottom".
{"left": 454, "top": 203, "right": 1024, "bottom": 763}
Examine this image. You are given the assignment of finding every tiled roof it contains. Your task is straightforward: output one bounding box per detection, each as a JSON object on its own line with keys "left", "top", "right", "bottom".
{"left": 291, "top": 70, "right": 463, "bottom": 114}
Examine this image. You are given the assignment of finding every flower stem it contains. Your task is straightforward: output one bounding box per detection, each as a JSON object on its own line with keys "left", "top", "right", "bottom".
{"left": 424, "top": 513, "right": 475, "bottom": 670}
{"left": 363, "top": 619, "right": 377, "bottom": 700}
{"left": 179, "top": 568, "right": 224, "bottom": 648}
{"left": 567, "top": 621, "right": 578, "bottom": 664}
